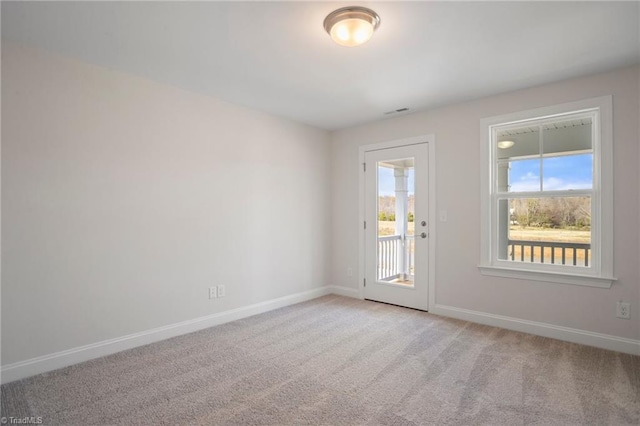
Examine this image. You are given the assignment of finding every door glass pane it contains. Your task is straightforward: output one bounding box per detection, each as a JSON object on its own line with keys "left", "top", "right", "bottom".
{"left": 497, "top": 197, "right": 591, "bottom": 267}
{"left": 407, "top": 168, "right": 415, "bottom": 278}
{"left": 377, "top": 158, "right": 415, "bottom": 286}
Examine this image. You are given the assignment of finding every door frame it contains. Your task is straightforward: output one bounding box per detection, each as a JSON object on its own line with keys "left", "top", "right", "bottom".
{"left": 358, "top": 135, "right": 437, "bottom": 311}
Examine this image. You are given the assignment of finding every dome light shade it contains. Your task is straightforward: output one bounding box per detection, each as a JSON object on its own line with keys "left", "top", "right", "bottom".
{"left": 497, "top": 140, "right": 515, "bottom": 149}
{"left": 324, "top": 7, "right": 380, "bottom": 47}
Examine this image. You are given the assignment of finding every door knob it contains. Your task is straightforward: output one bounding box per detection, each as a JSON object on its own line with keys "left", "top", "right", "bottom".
{"left": 420, "top": 232, "right": 427, "bottom": 239}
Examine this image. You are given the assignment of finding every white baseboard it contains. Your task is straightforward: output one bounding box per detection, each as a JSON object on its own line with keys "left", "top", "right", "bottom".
{"left": 5, "top": 288, "right": 635, "bottom": 384}
{"left": 1, "top": 287, "right": 331, "bottom": 384}
{"left": 431, "top": 304, "right": 640, "bottom": 356}
{"left": 327, "top": 285, "right": 360, "bottom": 299}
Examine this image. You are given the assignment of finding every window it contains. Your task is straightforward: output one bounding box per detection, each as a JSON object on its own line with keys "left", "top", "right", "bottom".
{"left": 479, "top": 97, "right": 614, "bottom": 287}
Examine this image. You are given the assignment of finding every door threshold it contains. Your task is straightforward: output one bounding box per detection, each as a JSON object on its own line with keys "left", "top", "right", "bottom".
{"left": 364, "top": 298, "right": 429, "bottom": 312}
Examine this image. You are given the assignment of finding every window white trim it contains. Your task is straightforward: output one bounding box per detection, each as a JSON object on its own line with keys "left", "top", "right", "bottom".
{"left": 479, "top": 96, "right": 615, "bottom": 287}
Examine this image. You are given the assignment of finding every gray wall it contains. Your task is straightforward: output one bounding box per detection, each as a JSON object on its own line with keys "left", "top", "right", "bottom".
{"left": 1, "top": 43, "right": 331, "bottom": 365}
{"left": 2, "top": 42, "right": 638, "bottom": 368}
{"left": 330, "top": 65, "right": 639, "bottom": 341}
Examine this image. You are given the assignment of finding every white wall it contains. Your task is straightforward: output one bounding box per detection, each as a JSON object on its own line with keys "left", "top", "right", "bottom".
{"left": 2, "top": 41, "right": 638, "bottom": 371}
{"left": 1, "top": 43, "right": 331, "bottom": 365}
{"left": 331, "top": 65, "right": 640, "bottom": 341}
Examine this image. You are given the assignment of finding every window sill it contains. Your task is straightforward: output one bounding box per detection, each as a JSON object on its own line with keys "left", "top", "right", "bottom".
{"left": 478, "top": 265, "right": 616, "bottom": 288}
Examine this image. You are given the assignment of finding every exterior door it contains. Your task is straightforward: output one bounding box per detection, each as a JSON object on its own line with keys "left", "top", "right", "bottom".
{"left": 364, "top": 143, "right": 429, "bottom": 310}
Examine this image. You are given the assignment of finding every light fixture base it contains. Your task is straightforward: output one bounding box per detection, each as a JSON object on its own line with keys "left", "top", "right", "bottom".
{"left": 324, "top": 6, "right": 381, "bottom": 47}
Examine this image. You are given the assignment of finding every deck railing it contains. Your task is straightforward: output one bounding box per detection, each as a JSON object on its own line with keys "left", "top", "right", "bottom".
{"left": 377, "top": 235, "right": 415, "bottom": 281}
{"left": 507, "top": 239, "right": 591, "bottom": 267}
{"left": 378, "top": 238, "right": 590, "bottom": 278}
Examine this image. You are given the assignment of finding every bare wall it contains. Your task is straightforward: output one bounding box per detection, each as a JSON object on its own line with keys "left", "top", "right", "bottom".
{"left": 331, "top": 65, "right": 639, "bottom": 341}
{"left": 1, "top": 43, "right": 331, "bottom": 365}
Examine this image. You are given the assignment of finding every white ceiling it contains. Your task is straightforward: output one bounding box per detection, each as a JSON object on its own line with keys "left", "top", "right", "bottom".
{"left": 2, "top": 1, "right": 639, "bottom": 130}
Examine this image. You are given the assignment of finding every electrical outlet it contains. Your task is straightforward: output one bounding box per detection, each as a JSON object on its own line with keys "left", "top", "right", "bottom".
{"left": 616, "top": 301, "right": 630, "bottom": 319}
{"left": 217, "top": 285, "right": 226, "bottom": 298}
{"left": 209, "top": 286, "right": 217, "bottom": 299}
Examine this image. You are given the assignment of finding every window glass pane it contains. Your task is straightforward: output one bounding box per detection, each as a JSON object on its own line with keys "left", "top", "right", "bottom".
{"left": 497, "top": 197, "right": 591, "bottom": 267}
{"left": 542, "top": 117, "right": 592, "bottom": 156}
{"left": 543, "top": 154, "right": 593, "bottom": 190}
{"left": 496, "top": 126, "right": 539, "bottom": 159}
{"left": 507, "top": 158, "right": 541, "bottom": 192}
{"left": 496, "top": 125, "right": 540, "bottom": 192}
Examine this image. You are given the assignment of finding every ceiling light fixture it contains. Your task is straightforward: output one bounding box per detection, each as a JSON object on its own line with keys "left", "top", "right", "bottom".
{"left": 497, "top": 140, "right": 515, "bottom": 149}
{"left": 324, "top": 6, "right": 381, "bottom": 47}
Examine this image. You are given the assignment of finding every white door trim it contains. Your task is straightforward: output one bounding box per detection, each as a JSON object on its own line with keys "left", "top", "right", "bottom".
{"left": 358, "top": 135, "right": 437, "bottom": 311}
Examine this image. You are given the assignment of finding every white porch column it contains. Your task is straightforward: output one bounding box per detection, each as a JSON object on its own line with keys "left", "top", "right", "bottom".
{"left": 394, "top": 168, "right": 409, "bottom": 278}
{"left": 497, "top": 162, "right": 510, "bottom": 259}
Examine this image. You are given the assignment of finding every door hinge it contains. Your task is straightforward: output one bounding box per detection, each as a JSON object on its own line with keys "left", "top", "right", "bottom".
{"left": 363, "top": 278, "right": 366, "bottom": 287}
{"left": 363, "top": 162, "right": 366, "bottom": 172}
{"left": 364, "top": 221, "right": 366, "bottom": 229}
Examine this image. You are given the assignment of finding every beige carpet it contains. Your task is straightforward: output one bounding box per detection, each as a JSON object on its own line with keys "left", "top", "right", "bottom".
{"left": 2, "top": 295, "right": 639, "bottom": 425}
